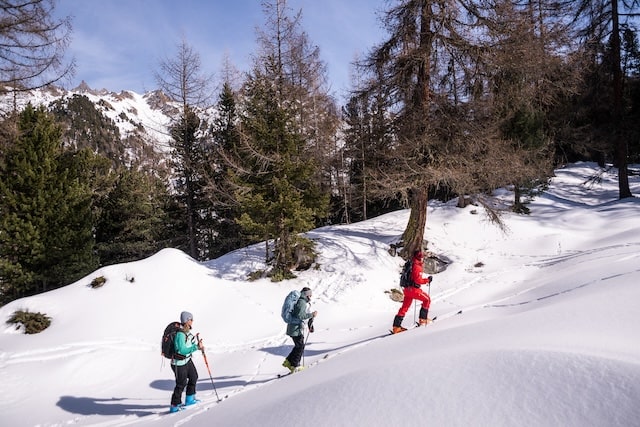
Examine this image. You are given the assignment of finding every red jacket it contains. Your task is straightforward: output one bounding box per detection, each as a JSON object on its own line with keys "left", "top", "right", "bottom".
{"left": 411, "top": 255, "right": 431, "bottom": 286}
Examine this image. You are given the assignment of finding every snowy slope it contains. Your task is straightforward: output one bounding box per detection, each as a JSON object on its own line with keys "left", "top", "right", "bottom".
{"left": 0, "top": 162, "right": 638, "bottom": 427}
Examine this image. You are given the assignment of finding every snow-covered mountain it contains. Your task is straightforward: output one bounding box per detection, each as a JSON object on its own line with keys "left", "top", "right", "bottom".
{"left": 1, "top": 83, "right": 182, "bottom": 161}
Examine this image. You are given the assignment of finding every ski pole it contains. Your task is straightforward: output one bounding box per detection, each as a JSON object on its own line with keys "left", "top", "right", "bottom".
{"left": 302, "top": 318, "right": 314, "bottom": 367}
{"left": 302, "top": 323, "right": 310, "bottom": 366}
{"left": 197, "top": 334, "right": 221, "bottom": 402}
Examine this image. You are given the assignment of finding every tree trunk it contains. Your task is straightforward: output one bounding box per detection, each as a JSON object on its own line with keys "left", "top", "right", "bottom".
{"left": 401, "top": 187, "right": 428, "bottom": 258}
{"left": 611, "top": 0, "right": 632, "bottom": 199}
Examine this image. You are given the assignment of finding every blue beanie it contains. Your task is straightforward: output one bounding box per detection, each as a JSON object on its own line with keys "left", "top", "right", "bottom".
{"left": 180, "top": 311, "right": 193, "bottom": 324}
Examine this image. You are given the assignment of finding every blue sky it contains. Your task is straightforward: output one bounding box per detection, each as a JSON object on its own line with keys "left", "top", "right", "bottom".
{"left": 55, "top": 0, "right": 388, "bottom": 99}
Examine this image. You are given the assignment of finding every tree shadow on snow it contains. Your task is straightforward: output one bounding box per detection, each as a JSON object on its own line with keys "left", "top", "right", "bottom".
{"left": 57, "top": 396, "right": 165, "bottom": 417}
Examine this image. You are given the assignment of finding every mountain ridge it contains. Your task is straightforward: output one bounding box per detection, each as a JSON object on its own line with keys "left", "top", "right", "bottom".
{"left": 2, "top": 83, "right": 187, "bottom": 165}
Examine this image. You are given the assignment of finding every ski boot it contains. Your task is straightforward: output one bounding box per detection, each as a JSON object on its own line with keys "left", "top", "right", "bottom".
{"left": 392, "top": 315, "right": 407, "bottom": 334}
{"left": 282, "top": 358, "right": 295, "bottom": 373}
{"left": 185, "top": 394, "right": 199, "bottom": 406}
{"left": 418, "top": 308, "right": 432, "bottom": 326}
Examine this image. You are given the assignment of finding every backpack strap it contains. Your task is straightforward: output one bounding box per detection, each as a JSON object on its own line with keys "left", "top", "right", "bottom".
{"left": 172, "top": 330, "right": 189, "bottom": 361}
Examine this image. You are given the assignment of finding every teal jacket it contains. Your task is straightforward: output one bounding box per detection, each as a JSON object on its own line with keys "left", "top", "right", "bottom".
{"left": 172, "top": 329, "right": 199, "bottom": 366}
{"left": 286, "top": 295, "right": 313, "bottom": 337}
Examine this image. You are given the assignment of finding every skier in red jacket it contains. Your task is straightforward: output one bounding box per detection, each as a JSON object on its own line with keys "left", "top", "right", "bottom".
{"left": 392, "top": 250, "right": 432, "bottom": 334}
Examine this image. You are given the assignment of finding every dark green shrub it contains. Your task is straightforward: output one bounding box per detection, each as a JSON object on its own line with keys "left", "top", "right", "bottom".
{"left": 269, "top": 267, "right": 296, "bottom": 282}
{"left": 247, "top": 270, "right": 265, "bottom": 281}
{"left": 6, "top": 310, "right": 51, "bottom": 334}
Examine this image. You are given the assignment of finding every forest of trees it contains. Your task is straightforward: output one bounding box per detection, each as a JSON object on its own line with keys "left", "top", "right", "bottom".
{"left": 1, "top": 0, "right": 639, "bottom": 305}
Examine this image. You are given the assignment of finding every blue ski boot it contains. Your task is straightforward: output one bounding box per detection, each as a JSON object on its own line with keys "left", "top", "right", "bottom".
{"left": 185, "top": 394, "right": 200, "bottom": 406}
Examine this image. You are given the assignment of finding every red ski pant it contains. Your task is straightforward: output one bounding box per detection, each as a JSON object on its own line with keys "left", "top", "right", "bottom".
{"left": 397, "top": 286, "right": 431, "bottom": 317}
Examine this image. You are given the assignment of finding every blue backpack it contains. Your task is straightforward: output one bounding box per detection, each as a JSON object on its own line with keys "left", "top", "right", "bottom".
{"left": 281, "top": 290, "right": 302, "bottom": 324}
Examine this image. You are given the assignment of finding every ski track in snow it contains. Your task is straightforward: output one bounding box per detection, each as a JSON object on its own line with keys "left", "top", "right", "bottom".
{"left": 1, "top": 163, "right": 637, "bottom": 426}
{"left": 199, "top": 230, "right": 640, "bottom": 409}
{"left": 6, "top": 242, "right": 638, "bottom": 426}
{"left": 0, "top": 339, "right": 152, "bottom": 367}
{"left": 527, "top": 242, "right": 640, "bottom": 267}
{"left": 7, "top": 239, "right": 634, "bottom": 427}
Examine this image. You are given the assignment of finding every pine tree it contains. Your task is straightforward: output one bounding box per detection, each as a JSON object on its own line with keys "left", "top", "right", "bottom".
{"left": 207, "top": 82, "right": 247, "bottom": 258}
{"left": 566, "top": 0, "right": 637, "bottom": 198}
{"left": 94, "top": 166, "right": 166, "bottom": 265}
{"left": 168, "top": 106, "right": 210, "bottom": 259}
{"left": 228, "top": 0, "right": 331, "bottom": 277}
{"left": 236, "top": 61, "right": 321, "bottom": 277}
{"left": 155, "top": 39, "right": 213, "bottom": 259}
{"left": 0, "top": 105, "right": 96, "bottom": 303}
{"left": 342, "top": 75, "right": 397, "bottom": 223}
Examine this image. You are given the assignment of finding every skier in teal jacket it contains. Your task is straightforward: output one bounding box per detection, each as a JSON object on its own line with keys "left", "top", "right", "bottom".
{"left": 283, "top": 287, "right": 317, "bottom": 373}
{"left": 169, "top": 311, "right": 203, "bottom": 413}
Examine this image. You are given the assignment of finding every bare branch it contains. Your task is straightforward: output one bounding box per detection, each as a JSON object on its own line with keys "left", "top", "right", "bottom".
{"left": 0, "top": 0, "right": 75, "bottom": 95}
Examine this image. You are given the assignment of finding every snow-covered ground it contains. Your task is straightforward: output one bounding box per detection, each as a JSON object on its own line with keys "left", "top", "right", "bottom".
{"left": 0, "top": 162, "right": 638, "bottom": 427}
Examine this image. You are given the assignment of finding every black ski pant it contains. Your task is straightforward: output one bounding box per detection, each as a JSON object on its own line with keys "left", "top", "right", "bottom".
{"left": 286, "top": 334, "right": 305, "bottom": 367}
{"left": 170, "top": 358, "right": 198, "bottom": 406}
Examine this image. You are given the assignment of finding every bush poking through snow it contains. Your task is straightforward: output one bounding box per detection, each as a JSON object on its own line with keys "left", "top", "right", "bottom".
{"left": 90, "top": 276, "right": 107, "bottom": 288}
{"left": 7, "top": 310, "right": 51, "bottom": 334}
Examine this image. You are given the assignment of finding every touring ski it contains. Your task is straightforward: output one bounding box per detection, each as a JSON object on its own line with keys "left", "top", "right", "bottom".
{"left": 276, "top": 354, "right": 329, "bottom": 378}
{"left": 277, "top": 371, "right": 293, "bottom": 378}
{"left": 388, "top": 310, "right": 463, "bottom": 335}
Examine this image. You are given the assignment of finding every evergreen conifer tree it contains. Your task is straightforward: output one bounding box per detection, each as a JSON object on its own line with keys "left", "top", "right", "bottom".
{"left": 236, "top": 62, "right": 321, "bottom": 277}
{"left": 94, "top": 166, "right": 166, "bottom": 265}
{"left": 230, "top": 0, "right": 331, "bottom": 278}
{"left": 156, "top": 39, "right": 213, "bottom": 260}
{"left": 169, "top": 106, "right": 210, "bottom": 259}
{"left": 0, "top": 105, "right": 96, "bottom": 303}
{"left": 207, "top": 82, "right": 247, "bottom": 258}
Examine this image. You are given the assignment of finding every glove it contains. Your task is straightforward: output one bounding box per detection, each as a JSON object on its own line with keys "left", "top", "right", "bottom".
{"left": 427, "top": 275, "right": 433, "bottom": 283}
{"left": 308, "top": 318, "right": 315, "bottom": 333}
